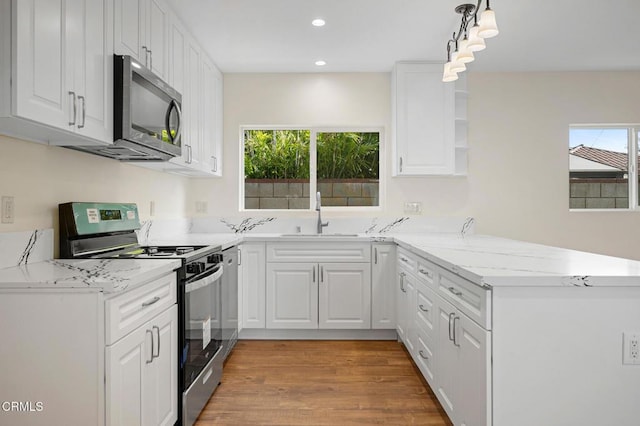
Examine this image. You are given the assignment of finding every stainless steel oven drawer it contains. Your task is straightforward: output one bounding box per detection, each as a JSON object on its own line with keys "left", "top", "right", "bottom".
{"left": 182, "top": 346, "right": 224, "bottom": 426}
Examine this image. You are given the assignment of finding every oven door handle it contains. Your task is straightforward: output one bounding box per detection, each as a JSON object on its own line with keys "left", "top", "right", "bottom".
{"left": 185, "top": 264, "right": 224, "bottom": 294}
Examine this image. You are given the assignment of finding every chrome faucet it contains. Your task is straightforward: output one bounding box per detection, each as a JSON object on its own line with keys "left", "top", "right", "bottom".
{"left": 315, "top": 191, "right": 329, "bottom": 234}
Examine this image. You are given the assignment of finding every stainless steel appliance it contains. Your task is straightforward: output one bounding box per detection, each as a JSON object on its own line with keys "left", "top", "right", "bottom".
{"left": 69, "top": 55, "right": 182, "bottom": 161}
{"left": 221, "top": 247, "right": 238, "bottom": 360}
{"left": 58, "top": 202, "right": 226, "bottom": 426}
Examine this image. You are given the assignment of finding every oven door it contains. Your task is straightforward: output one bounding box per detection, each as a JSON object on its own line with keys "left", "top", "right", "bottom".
{"left": 183, "top": 263, "right": 224, "bottom": 390}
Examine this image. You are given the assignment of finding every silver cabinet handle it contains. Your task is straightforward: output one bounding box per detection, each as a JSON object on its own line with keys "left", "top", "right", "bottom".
{"left": 419, "top": 350, "right": 428, "bottom": 360}
{"left": 374, "top": 247, "right": 378, "bottom": 264}
{"left": 212, "top": 156, "right": 217, "bottom": 172}
{"left": 146, "top": 329, "right": 154, "bottom": 364}
{"left": 399, "top": 156, "right": 403, "bottom": 173}
{"left": 448, "top": 312, "right": 455, "bottom": 342}
{"left": 77, "top": 95, "right": 86, "bottom": 128}
{"left": 448, "top": 286, "right": 463, "bottom": 297}
{"left": 148, "top": 49, "right": 152, "bottom": 71}
{"left": 400, "top": 272, "right": 406, "bottom": 293}
{"left": 320, "top": 266, "right": 324, "bottom": 283}
{"left": 313, "top": 265, "right": 316, "bottom": 282}
{"left": 419, "top": 304, "right": 429, "bottom": 312}
{"left": 400, "top": 257, "right": 409, "bottom": 263}
{"left": 142, "top": 296, "right": 160, "bottom": 307}
{"left": 68, "top": 91, "right": 76, "bottom": 125}
{"left": 453, "top": 316, "right": 460, "bottom": 347}
{"left": 141, "top": 46, "right": 149, "bottom": 67}
{"left": 419, "top": 268, "right": 431, "bottom": 278}
{"left": 238, "top": 248, "right": 242, "bottom": 266}
{"left": 152, "top": 325, "right": 160, "bottom": 359}
{"left": 186, "top": 145, "right": 193, "bottom": 164}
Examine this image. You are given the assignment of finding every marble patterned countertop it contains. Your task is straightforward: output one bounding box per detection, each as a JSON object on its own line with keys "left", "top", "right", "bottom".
{"left": 0, "top": 258, "right": 181, "bottom": 293}
{"left": 152, "top": 232, "right": 640, "bottom": 288}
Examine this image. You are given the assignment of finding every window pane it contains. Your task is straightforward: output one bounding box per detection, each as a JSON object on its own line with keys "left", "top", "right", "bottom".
{"left": 317, "top": 132, "right": 380, "bottom": 207}
{"left": 569, "top": 128, "right": 629, "bottom": 209}
{"left": 244, "top": 130, "right": 310, "bottom": 210}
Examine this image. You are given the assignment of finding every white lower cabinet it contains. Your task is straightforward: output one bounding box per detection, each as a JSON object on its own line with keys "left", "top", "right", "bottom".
{"left": 107, "top": 305, "right": 178, "bottom": 426}
{"left": 318, "top": 262, "right": 371, "bottom": 329}
{"left": 371, "top": 243, "right": 396, "bottom": 329}
{"left": 266, "top": 262, "right": 318, "bottom": 329}
{"left": 263, "top": 242, "right": 373, "bottom": 330}
{"left": 240, "top": 242, "right": 267, "bottom": 329}
{"left": 398, "top": 246, "right": 491, "bottom": 426}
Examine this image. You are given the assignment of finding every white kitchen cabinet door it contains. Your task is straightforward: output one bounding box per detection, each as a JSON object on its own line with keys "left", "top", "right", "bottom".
{"left": 146, "top": 0, "right": 169, "bottom": 81}
{"left": 435, "top": 296, "right": 458, "bottom": 423}
{"left": 393, "top": 62, "right": 455, "bottom": 176}
{"left": 14, "top": 0, "right": 69, "bottom": 130}
{"left": 266, "top": 262, "right": 318, "bottom": 329}
{"left": 14, "top": 0, "right": 112, "bottom": 143}
{"left": 457, "top": 314, "right": 491, "bottom": 426}
{"left": 114, "top": 0, "right": 168, "bottom": 79}
{"left": 106, "top": 318, "right": 146, "bottom": 425}
{"left": 201, "top": 54, "right": 223, "bottom": 176}
{"left": 143, "top": 305, "right": 178, "bottom": 426}
{"left": 72, "top": 0, "right": 112, "bottom": 142}
{"left": 241, "top": 243, "right": 266, "bottom": 329}
{"left": 371, "top": 244, "right": 396, "bottom": 329}
{"left": 183, "top": 36, "right": 202, "bottom": 169}
{"left": 318, "top": 262, "right": 371, "bottom": 329}
{"left": 107, "top": 305, "right": 178, "bottom": 426}
{"left": 396, "top": 269, "right": 416, "bottom": 352}
{"left": 114, "top": 0, "right": 144, "bottom": 61}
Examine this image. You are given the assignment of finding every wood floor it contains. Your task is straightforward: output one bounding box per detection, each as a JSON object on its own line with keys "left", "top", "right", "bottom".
{"left": 195, "top": 340, "right": 453, "bottom": 425}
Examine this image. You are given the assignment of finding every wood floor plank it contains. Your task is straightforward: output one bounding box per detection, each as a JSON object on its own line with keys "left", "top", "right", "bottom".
{"left": 195, "top": 340, "right": 452, "bottom": 426}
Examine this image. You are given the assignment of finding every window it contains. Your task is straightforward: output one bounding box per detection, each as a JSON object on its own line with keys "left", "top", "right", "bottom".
{"left": 242, "top": 128, "right": 381, "bottom": 210}
{"left": 569, "top": 126, "right": 639, "bottom": 210}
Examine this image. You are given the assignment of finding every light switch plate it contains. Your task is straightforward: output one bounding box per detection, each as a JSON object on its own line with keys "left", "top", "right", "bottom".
{"left": 404, "top": 202, "right": 422, "bottom": 214}
{"left": 1, "top": 196, "right": 14, "bottom": 223}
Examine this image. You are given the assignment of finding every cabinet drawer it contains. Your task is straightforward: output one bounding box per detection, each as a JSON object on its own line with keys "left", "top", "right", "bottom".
{"left": 438, "top": 269, "right": 490, "bottom": 330}
{"left": 413, "top": 327, "right": 436, "bottom": 386}
{"left": 415, "top": 281, "right": 436, "bottom": 338}
{"left": 397, "top": 247, "right": 416, "bottom": 273}
{"left": 106, "top": 273, "right": 177, "bottom": 345}
{"left": 267, "top": 243, "right": 370, "bottom": 263}
{"left": 416, "top": 258, "right": 437, "bottom": 290}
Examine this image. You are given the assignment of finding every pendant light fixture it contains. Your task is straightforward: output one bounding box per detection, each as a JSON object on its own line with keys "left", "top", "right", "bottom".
{"left": 442, "top": 0, "right": 499, "bottom": 82}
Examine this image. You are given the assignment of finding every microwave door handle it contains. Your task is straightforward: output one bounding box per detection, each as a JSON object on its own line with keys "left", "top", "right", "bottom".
{"left": 165, "top": 99, "right": 181, "bottom": 144}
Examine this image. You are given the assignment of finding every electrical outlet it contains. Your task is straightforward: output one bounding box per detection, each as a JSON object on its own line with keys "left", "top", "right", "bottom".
{"left": 195, "top": 201, "right": 208, "bottom": 214}
{"left": 149, "top": 201, "right": 155, "bottom": 217}
{"left": 1, "top": 196, "right": 14, "bottom": 224}
{"left": 404, "top": 202, "right": 422, "bottom": 214}
{"left": 623, "top": 332, "right": 640, "bottom": 365}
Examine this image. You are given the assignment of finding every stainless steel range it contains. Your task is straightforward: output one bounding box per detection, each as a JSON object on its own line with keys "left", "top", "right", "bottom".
{"left": 58, "top": 202, "right": 227, "bottom": 426}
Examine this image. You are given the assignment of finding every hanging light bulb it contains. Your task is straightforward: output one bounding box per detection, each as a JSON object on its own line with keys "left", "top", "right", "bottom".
{"left": 449, "top": 51, "right": 466, "bottom": 73}
{"left": 467, "top": 23, "right": 486, "bottom": 52}
{"left": 456, "top": 37, "right": 475, "bottom": 63}
{"left": 442, "top": 62, "right": 459, "bottom": 82}
{"left": 478, "top": 1, "right": 499, "bottom": 38}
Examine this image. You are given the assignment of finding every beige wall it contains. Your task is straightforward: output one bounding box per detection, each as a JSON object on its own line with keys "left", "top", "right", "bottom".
{"left": 0, "top": 135, "right": 190, "bottom": 235}
{"left": 192, "top": 70, "right": 640, "bottom": 260}
{"left": 468, "top": 71, "right": 640, "bottom": 259}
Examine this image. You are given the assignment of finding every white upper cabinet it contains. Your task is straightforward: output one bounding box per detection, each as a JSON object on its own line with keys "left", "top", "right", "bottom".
{"left": 8, "top": 0, "right": 112, "bottom": 145}
{"left": 392, "top": 62, "right": 455, "bottom": 176}
{"left": 201, "top": 54, "right": 223, "bottom": 176}
{"left": 114, "top": 0, "right": 169, "bottom": 81}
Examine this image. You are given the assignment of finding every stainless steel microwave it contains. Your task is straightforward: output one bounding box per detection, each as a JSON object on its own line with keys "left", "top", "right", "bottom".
{"left": 109, "top": 54, "right": 182, "bottom": 161}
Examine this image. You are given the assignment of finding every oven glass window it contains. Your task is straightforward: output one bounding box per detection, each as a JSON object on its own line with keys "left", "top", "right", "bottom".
{"left": 183, "top": 267, "right": 223, "bottom": 389}
{"left": 131, "top": 73, "right": 181, "bottom": 146}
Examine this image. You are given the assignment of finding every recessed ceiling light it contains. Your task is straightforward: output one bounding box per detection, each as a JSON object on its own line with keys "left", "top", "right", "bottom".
{"left": 312, "top": 18, "right": 326, "bottom": 27}
{"left": 315, "top": 60, "right": 327, "bottom": 66}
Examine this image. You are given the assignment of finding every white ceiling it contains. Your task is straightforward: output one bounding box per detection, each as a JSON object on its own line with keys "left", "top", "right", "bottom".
{"left": 166, "top": 0, "right": 640, "bottom": 73}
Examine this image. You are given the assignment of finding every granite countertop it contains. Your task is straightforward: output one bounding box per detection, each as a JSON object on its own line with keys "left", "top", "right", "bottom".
{"left": 0, "top": 258, "right": 181, "bottom": 293}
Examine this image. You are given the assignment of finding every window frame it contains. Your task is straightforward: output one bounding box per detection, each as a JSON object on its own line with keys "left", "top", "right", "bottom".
{"left": 569, "top": 123, "right": 640, "bottom": 212}
{"left": 239, "top": 125, "right": 385, "bottom": 212}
